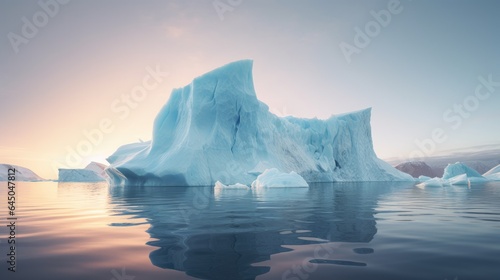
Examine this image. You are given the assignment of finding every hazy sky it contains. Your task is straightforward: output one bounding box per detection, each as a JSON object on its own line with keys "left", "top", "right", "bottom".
{"left": 1, "top": 0, "right": 499, "bottom": 179}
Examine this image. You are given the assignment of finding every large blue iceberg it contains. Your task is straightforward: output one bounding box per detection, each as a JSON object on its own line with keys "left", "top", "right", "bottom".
{"left": 106, "top": 60, "right": 413, "bottom": 186}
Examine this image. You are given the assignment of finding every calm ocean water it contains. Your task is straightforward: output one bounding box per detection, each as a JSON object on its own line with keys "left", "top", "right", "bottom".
{"left": 1, "top": 181, "right": 499, "bottom": 280}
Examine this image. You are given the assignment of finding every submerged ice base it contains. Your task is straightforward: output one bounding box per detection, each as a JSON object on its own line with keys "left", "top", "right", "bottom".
{"left": 106, "top": 60, "right": 413, "bottom": 186}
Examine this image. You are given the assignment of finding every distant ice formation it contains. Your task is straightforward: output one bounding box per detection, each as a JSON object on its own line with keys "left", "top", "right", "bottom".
{"left": 417, "top": 162, "right": 493, "bottom": 187}
{"left": 84, "top": 162, "right": 108, "bottom": 179}
{"left": 58, "top": 162, "right": 108, "bottom": 182}
{"left": 442, "top": 162, "right": 483, "bottom": 180}
{"left": 106, "top": 60, "right": 414, "bottom": 186}
{"left": 483, "top": 164, "right": 500, "bottom": 181}
{"left": 0, "top": 164, "right": 45, "bottom": 181}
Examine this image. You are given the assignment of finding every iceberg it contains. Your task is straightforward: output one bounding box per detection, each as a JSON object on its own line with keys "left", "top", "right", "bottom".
{"left": 416, "top": 177, "right": 445, "bottom": 188}
{"left": 251, "top": 168, "right": 308, "bottom": 188}
{"left": 442, "top": 162, "right": 483, "bottom": 179}
{"left": 58, "top": 162, "right": 108, "bottom": 182}
{"left": 483, "top": 164, "right": 500, "bottom": 181}
{"left": 447, "top": 174, "right": 469, "bottom": 185}
{"left": 417, "top": 175, "right": 432, "bottom": 181}
{"left": 106, "top": 60, "right": 414, "bottom": 186}
{"left": 0, "top": 164, "right": 45, "bottom": 181}
{"left": 417, "top": 162, "right": 491, "bottom": 187}
{"left": 83, "top": 162, "right": 109, "bottom": 179}
{"left": 483, "top": 164, "right": 500, "bottom": 176}
{"left": 214, "top": 181, "right": 249, "bottom": 189}
{"left": 485, "top": 173, "right": 500, "bottom": 181}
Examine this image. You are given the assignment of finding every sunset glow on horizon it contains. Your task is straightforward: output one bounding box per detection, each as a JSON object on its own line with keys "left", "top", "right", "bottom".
{"left": 1, "top": 0, "right": 499, "bottom": 179}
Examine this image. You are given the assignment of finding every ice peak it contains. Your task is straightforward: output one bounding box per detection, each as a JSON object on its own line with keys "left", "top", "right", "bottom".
{"left": 192, "top": 59, "right": 256, "bottom": 98}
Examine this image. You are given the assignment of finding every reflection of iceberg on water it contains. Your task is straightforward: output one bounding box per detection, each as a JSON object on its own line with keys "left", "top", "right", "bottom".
{"left": 107, "top": 183, "right": 406, "bottom": 279}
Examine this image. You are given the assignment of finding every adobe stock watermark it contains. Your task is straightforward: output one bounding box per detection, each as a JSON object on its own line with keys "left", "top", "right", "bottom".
{"left": 51, "top": 65, "right": 169, "bottom": 173}
{"left": 339, "top": 0, "right": 410, "bottom": 64}
{"left": 110, "top": 267, "right": 135, "bottom": 280}
{"left": 212, "top": 0, "right": 244, "bottom": 21}
{"left": 407, "top": 74, "right": 500, "bottom": 161}
{"left": 7, "top": 0, "right": 71, "bottom": 54}
{"left": 270, "top": 104, "right": 290, "bottom": 117}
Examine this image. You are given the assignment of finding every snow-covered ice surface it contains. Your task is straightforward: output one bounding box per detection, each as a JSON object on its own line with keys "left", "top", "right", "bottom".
{"left": 251, "top": 168, "right": 309, "bottom": 188}
{"left": 106, "top": 60, "right": 414, "bottom": 186}
{"left": 0, "top": 164, "right": 45, "bottom": 181}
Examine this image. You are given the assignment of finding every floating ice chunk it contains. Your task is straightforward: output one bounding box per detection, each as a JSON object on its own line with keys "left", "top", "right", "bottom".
{"left": 483, "top": 164, "right": 500, "bottom": 181}
{"left": 214, "top": 181, "right": 249, "bottom": 189}
{"left": 467, "top": 176, "right": 488, "bottom": 184}
{"left": 440, "top": 162, "right": 489, "bottom": 186}
{"left": 416, "top": 162, "right": 496, "bottom": 188}
{"left": 447, "top": 175, "right": 486, "bottom": 186}
{"left": 418, "top": 175, "right": 432, "bottom": 181}
{"left": 447, "top": 174, "right": 469, "bottom": 185}
{"left": 442, "top": 162, "right": 483, "bottom": 180}
{"left": 485, "top": 173, "right": 500, "bottom": 181}
{"left": 483, "top": 164, "right": 500, "bottom": 176}
{"left": 214, "top": 181, "right": 250, "bottom": 200}
{"left": 416, "top": 177, "right": 445, "bottom": 188}
{"left": 251, "top": 168, "right": 309, "bottom": 188}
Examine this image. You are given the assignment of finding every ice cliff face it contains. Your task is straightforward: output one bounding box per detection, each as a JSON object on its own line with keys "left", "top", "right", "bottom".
{"left": 106, "top": 60, "right": 413, "bottom": 186}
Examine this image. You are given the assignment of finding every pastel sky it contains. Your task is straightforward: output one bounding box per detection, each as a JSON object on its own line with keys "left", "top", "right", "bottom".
{"left": 1, "top": 0, "right": 499, "bottom": 179}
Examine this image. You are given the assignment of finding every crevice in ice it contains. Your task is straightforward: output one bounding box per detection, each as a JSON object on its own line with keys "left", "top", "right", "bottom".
{"left": 212, "top": 80, "right": 219, "bottom": 98}
{"left": 231, "top": 107, "right": 241, "bottom": 154}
